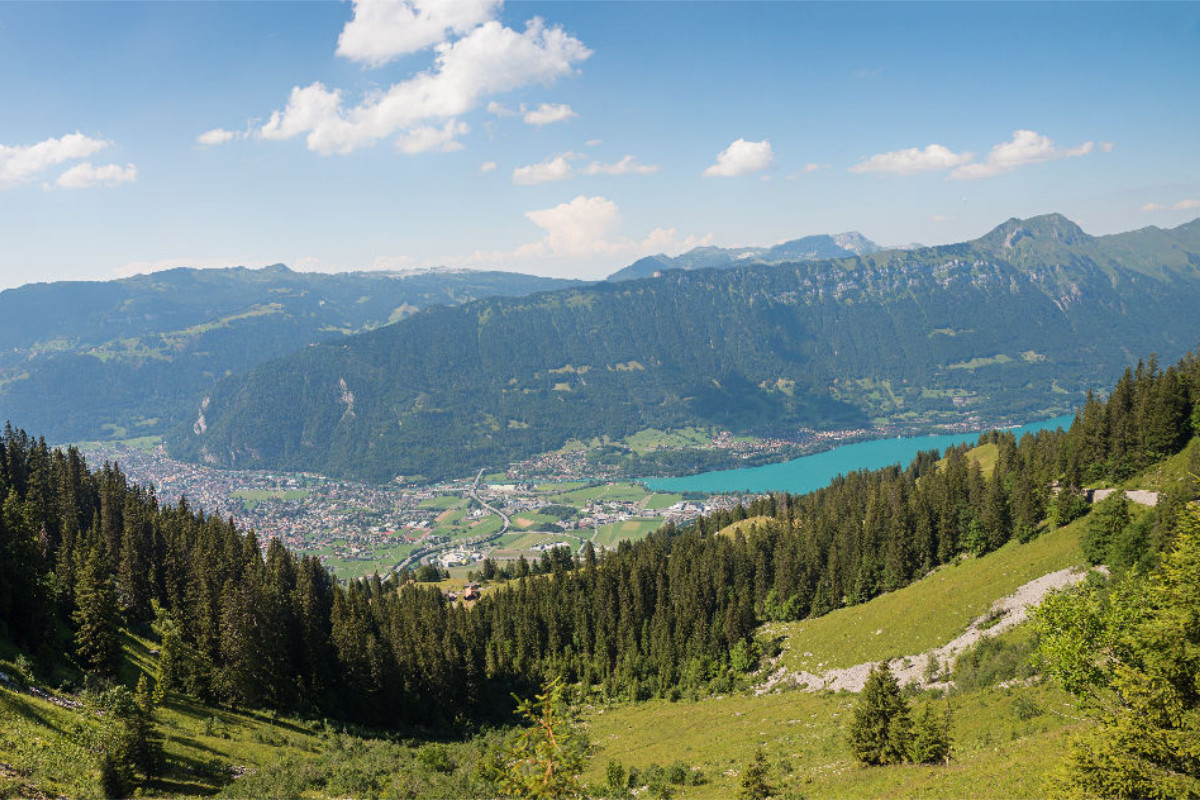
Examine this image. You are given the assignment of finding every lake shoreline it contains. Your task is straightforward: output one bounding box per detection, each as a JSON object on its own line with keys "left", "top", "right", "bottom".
{"left": 642, "top": 415, "right": 1076, "bottom": 495}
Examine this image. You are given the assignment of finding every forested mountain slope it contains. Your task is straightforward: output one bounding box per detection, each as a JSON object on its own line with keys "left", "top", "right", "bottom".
{"left": 173, "top": 214, "right": 1200, "bottom": 482}
{"left": 0, "top": 265, "right": 577, "bottom": 445}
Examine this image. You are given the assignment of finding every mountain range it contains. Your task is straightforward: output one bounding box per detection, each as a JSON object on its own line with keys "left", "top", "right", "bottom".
{"left": 607, "top": 231, "right": 883, "bottom": 281}
{"left": 168, "top": 214, "right": 1200, "bottom": 482}
{"left": 0, "top": 266, "right": 577, "bottom": 444}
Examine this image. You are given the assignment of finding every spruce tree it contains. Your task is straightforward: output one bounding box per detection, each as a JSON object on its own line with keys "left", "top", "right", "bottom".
{"left": 73, "top": 544, "right": 121, "bottom": 676}
{"left": 909, "top": 702, "right": 952, "bottom": 764}
{"left": 736, "top": 748, "right": 774, "bottom": 800}
{"left": 848, "top": 663, "right": 913, "bottom": 765}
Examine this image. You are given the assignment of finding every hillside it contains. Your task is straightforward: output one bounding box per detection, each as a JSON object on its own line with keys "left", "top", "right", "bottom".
{"left": 0, "top": 265, "right": 578, "bottom": 445}
{"left": 172, "top": 214, "right": 1200, "bottom": 482}
{"left": 1, "top": 350, "right": 1198, "bottom": 797}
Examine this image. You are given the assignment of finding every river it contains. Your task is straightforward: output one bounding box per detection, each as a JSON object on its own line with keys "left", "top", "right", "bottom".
{"left": 644, "top": 415, "right": 1075, "bottom": 495}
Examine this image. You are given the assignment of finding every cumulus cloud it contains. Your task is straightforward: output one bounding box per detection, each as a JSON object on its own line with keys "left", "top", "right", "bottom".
{"left": 336, "top": 0, "right": 502, "bottom": 67}
{"left": 56, "top": 162, "right": 138, "bottom": 189}
{"left": 1141, "top": 198, "right": 1200, "bottom": 212}
{"left": 196, "top": 128, "right": 236, "bottom": 147}
{"left": 394, "top": 119, "right": 469, "bottom": 154}
{"left": 849, "top": 143, "right": 972, "bottom": 175}
{"left": 448, "top": 195, "right": 711, "bottom": 277}
{"left": 512, "top": 152, "right": 579, "bottom": 184}
{"left": 523, "top": 102, "right": 577, "bottom": 126}
{"left": 512, "top": 152, "right": 659, "bottom": 184}
{"left": 585, "top": 139, "right": 602, "bottom": 147}
{"left": 480, "top": 160, "right": 497, "bottom": 173}
{"left": 581, "top": 155, "right": 659, "bottom": 176}
{"left": 703, "top": 138, "right": 774, "bottom": 177}
{"left": 0, "top": 132, "right": 110, "bottom": 188}
{"left": 949, "top": 129, "right": 1095, "bottom": 180}
{"left": 258, "top": 16, "right": 591, "bottom": 155}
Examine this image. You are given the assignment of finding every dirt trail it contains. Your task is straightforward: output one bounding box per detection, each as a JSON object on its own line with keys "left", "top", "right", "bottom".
{"left": 755, "top": 565, "right": 1099, "bottom": 695}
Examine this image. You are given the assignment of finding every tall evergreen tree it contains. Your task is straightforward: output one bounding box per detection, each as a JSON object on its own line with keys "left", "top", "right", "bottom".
{"left": 73, "top": 543, "right": 121, "bottom": 676}
{"left": 848, "top": 663, "right": 912, "bottom": 766}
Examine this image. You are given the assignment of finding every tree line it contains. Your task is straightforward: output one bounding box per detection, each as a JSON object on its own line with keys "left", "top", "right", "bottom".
{"left": 1, "top": 351, "right": 1198, "bottom": 729}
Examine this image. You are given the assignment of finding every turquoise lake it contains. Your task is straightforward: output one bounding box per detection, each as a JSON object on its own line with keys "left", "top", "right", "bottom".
{"left": 645, "top": 415, "right": 1075, "bottom": 495}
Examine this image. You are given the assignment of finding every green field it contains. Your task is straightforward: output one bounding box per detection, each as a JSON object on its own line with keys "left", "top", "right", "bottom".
{"left": 581, "top": 679, "right": 1081, "bottom": 799}
{"left": 549, "top": 482, "right": 652, "bottom": 505}
{"left": 534, "top": 481, "right": 590, "bottom": 492}
{"left": 322, "top": 541, "right": 415, "bottom": 579}
{"left": 622, "top": 427, "right": 713, "bottom": 454}
{"left": 509, "top": 511, "right": 561, "bottom": 530}
{"left": 644, "top": 492, "right": 684, "bottom": 510}
{"left": 946, "top": 353, "right": 1014, "bottom": 370}
{"left": 417, "top": 495, "right": 466, "bottom": 510}
{"left": 496, "top": 531, "right": 577, "bottom": 552}
{"left": 593, "top": 518, "right": 664, "bottom": 547}
{"left": 767, "top": 518, "right": 1086, "bottom": 674}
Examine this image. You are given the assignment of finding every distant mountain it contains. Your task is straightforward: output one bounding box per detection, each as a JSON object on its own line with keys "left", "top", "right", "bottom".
{"left": 0, "top": 265, "right": 579, "bottom": 444}
{"left": 607, "top": 231, "right": 883, "bottom": 281}
{"left": 170, "top": 215, "right": 1200, "bottom": 482}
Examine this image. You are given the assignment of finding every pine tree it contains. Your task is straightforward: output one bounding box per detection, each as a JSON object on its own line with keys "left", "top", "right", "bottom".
{"left": 494, "top": 678, "right": 587, "bottom": 799}
{"left": 736, "top": 748, "right": 774, "bottom": 800}
{"left": 73, "top": 544, "right": 121, "bottom": 676}
{"left": 909, "top": 702, "right": 952, "bottom": 764}
{"left": 848, "top": 663, "right": 913, "bottom": 765}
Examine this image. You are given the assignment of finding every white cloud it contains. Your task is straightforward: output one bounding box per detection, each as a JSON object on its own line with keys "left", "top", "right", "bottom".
{"left": 0, "top": 132, "right": 110, "bottom": 188}
{"left": 487, "top": 100, "right": 517, "bottom": 117}
{"left": 336, "top": 0, "right": 502, "bottom": 67}
{"left": 523, "top": 102, "right": 577, "bottom": 126}
{"left": 1100, "top": 142, "right": 1115, "bottom": 153}
{"left": 703, "top": 138, "right": 774, "bottom": 177}
{"left": 1141, "top": 198, "right": 1199, "bottom": 212}
{"left": 512, "top": 152, "right": 658, "bottom": 183}
{"left": 585, "top": 139, "right": 602, "bottom": 147}
{"left": 512, "top": 152, "right": 579, "bottom": 184}
{"left": 786, "top": 162, "right": 829, "bottom": 180}
{"left": 394, "top": 119, "right": 469, "bottom": 154}
{"left": 55, "top": 162, "right": 138, "bottom": 189}
{"left": 447, "top": 195, "right": 710, "bottom": 277}
{"left": 581, "top": 154, "right": 659, "bottom": 176}
{"left": 930, "top": 214, "right": 949, "bottom": 223}
{"left": 849, "top": 143, "right": 972, "bottom": 175}
{"left": 259, "top": 17, "right": 591, "bottom": 155}
{"left": 196, "top": 128, "right": 236, "bottom": 147}
{"left": 949, "top": 129, "right": 1095, "bottom": 180}
{"left": 480, "top": 160, "right": 497, "bottom": 173}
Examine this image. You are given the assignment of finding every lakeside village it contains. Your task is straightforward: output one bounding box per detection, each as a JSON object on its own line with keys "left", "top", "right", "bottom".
{"left": 79, "top": 437, "right": 771, "bottom": 579}
{"left": 77, "top": 410, "right": 1010, "bottom": 581}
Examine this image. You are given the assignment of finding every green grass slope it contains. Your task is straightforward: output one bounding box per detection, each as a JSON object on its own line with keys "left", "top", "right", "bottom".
{"left": 766, "top": 519, "right": 1084, "bottom": 675}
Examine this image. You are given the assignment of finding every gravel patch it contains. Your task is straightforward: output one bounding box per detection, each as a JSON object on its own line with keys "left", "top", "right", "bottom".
{"left": 756, "top": 565, "right": 1100, "bottom": 695}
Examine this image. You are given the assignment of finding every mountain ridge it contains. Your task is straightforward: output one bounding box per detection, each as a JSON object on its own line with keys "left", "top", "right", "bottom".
{"left": 169, "top": 214, "right": 1200, "bottom": 482}
{"left": 606, "top": 230, "right": 883, "bottom": 281}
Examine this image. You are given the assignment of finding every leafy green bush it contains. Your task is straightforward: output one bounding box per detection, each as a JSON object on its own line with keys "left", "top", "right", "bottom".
{"left": 953, "top": 635, "right": 1036, "bottom": 691}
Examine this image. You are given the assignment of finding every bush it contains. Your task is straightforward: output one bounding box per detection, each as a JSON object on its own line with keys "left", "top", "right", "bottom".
{"left": 953, "top": 635, "right": 1036, "bottom": 691}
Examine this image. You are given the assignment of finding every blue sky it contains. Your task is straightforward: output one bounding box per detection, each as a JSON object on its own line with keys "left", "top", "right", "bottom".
{"left": 0, "top": 1, "right": 1197, "bottom": 288}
